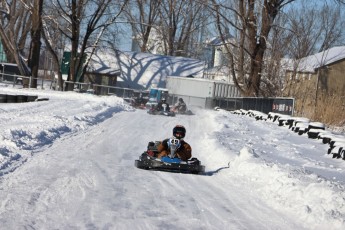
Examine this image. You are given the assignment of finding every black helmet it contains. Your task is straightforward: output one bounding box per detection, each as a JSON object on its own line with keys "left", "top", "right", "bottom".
{"left": 173, "top": 125, "right": 186, "bottom": 139}
{"left": 179, "top": 98, "right": 184, "bottom": 102}
{"left": 161, "top": 98, "right": 166, "bottom": 102}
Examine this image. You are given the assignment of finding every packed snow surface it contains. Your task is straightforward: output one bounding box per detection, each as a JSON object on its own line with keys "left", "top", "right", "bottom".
{"left": 0, "top": 87, "right": 345, "bottom": 230}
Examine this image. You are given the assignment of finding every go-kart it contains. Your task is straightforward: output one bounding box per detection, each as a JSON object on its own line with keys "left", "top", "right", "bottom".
{"left": 135, "top": 140, "right": 205, "bottom": 174}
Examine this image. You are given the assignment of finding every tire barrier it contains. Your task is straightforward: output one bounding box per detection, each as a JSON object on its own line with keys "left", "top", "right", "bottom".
{"left": 0, "top": 94, "right": 38, "bottom": 103}
{"left": 0, "top": 94, "right": 7, "bottom": 103}
{"left": 27, "top": 95, "right": 38, "bottom": 102}
{"left": 230, "top": 109, "right": 345, "bottom": 161}
{"left": 6, "top": 94, "right": 17, "bottom": 103}
{"left": 16, "top": 94, "right": 28, "bottom": 103}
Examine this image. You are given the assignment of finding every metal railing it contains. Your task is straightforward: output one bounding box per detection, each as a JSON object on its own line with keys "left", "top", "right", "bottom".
{"left": 2, "top": 73, "right": 294, "bottom": 115}
{"left": 0, "top": 72, "right": 53, "bottom": 89}
{"left": 210, "top": 97, "right": 295, "bottom": 115}
{"left": 0, "top": 73, "right": 135, "bottom": 99}
{"left": 63, "top": 81, "right": 135, "bottom": 98}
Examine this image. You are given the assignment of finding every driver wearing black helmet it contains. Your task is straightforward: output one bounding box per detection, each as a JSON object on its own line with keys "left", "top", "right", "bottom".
{"left": 157, "top": 125, "right": 192, "bottom": 161}
{"left": 156, "top": 98, "right": 170, "bottom": 112}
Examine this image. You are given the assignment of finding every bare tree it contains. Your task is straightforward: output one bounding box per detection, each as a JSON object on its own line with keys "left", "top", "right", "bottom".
{"left": 123, "top": 0, "right": 161, "bottom": 52}
{"left": 285, "top": 1, "right": 345, "bottom": 60}
{"left": 41, "top": 1, "right": 66, "bottom": 90}
{"left": 42, "top": 0, "right": 129, "bottom": 90}
{"left": 281, "top": 1, "right": 345, "bottom": 98}
{"left": 27, "top": 0, "right": 44, "bottom": 88}
{"left": 260, "top": 17, "right": 291, "bottom": 97}
{"left": 277, "top": 0, "right": 345, "bottom": 123}
{"left": 211, "top": 0, "right": 297, "bottom": 96}
{"left": 209, "top": 0, "right": 345, "bottom": 97}
{"left": 122, "top": 0, "right": 212, "bottom": 58}
{"left": 157, "top": 0, "right": 210, "bottom": 57}
{"left": 0, "top": 0, "right": 32, "bottom": 76}
{"left": 0, "top": 0, "right": 45, "bottom": 88}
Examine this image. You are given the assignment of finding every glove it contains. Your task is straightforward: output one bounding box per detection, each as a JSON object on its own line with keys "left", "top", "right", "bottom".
{"left": 147, "top": 150, "right": 154, "bottom": 157}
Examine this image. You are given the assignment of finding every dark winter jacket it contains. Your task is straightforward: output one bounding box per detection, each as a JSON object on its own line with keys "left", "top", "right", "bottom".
{"left": 157, "top": 138, "right": 192, "bottom": 161}
{"left": 156, "top": 102, "right": 170, "bottom": 112}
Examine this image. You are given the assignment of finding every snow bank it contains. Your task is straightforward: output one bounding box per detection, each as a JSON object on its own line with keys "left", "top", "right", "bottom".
{"left": 0, "top": 87, "right": 132, "bottom": 175}
{"left": 230, "top": 146, "right": 345, "bottom": 228}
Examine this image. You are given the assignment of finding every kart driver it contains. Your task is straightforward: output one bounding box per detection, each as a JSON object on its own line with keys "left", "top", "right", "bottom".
{"left": 174, "top": 98, "right": 187, "bottom": 113}
{"left": 157, "top": 125, "right": 192, "bottom": 161}
{"left": 156, "top": 98, "right": 170, "bottom": 112}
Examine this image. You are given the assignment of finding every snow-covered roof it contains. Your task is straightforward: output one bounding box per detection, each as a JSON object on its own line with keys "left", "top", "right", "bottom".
{"left": 205, "top": 34, "right": 235, "bottom": 46}
{"left": 115, "top": 51, "right": 205, "bottom": 89}
{"left": 289, "top": 46, "right": 345, "bottom": 73}
{"left": 87, "top": 49, "right": 120, "bottom": 76}
{"left": 86, "top": 48, "right": 205, "bottom": 89}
